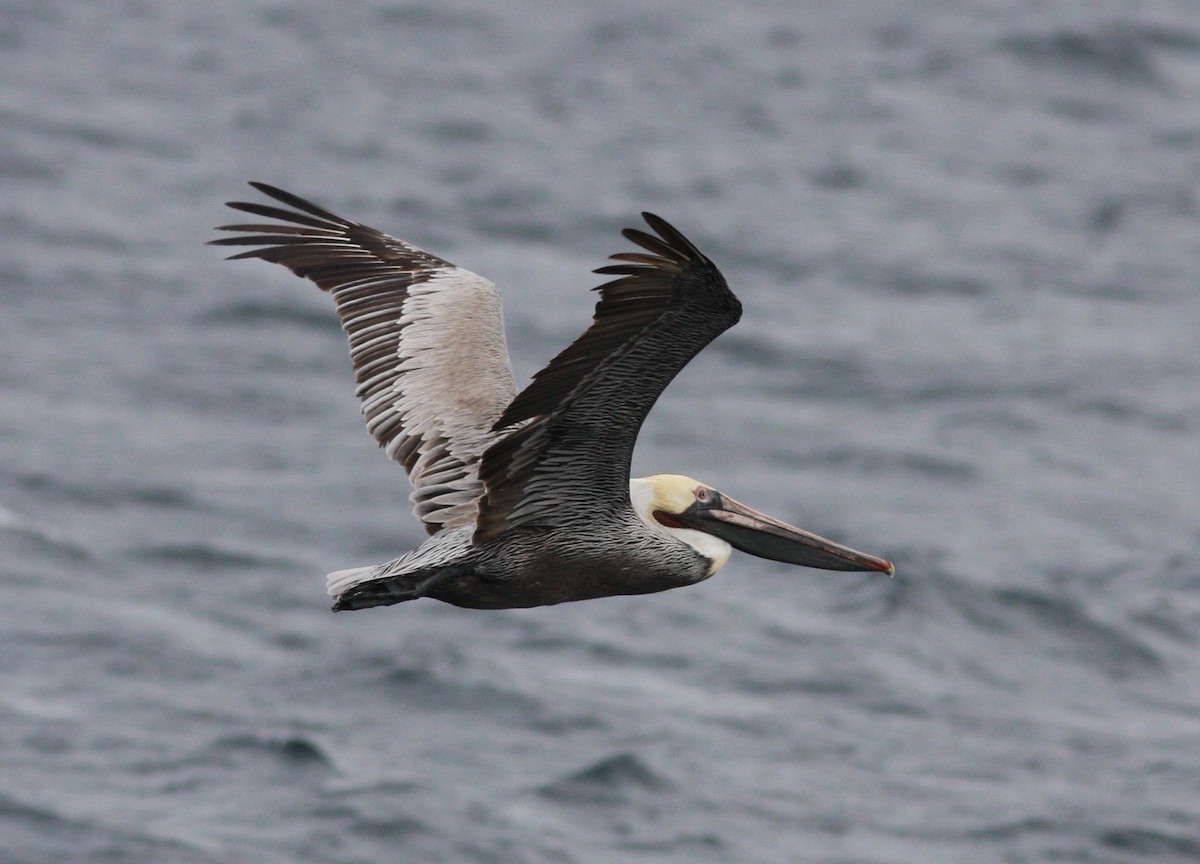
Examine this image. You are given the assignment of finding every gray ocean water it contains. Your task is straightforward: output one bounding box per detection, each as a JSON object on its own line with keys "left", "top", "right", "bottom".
{"left": 4, "top": 1, "right": 1200, "bottom": 862}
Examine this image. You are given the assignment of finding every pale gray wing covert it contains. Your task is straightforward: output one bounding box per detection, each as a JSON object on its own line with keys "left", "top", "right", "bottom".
{"left": 211, "top": 183, "right": 516, "bottom": 535}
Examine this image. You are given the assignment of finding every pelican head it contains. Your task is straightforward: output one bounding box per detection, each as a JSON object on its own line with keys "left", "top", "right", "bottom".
{"left": 630, "top": 475, "right": 894, "bottom": 577}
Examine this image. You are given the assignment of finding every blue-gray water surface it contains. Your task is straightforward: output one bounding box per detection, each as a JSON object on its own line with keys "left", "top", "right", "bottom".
{"left": 3, "top": 1, "right": 1200, "bottom": 862}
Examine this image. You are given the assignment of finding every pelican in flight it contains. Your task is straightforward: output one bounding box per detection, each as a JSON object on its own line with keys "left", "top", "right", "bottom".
{"left": 211, "top": 184, "right": 893, "bottom": 610}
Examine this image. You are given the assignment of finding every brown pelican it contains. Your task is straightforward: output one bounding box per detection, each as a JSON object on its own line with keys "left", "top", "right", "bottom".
{"left": 211, "top": 183, "right": 893, "bottom": 611}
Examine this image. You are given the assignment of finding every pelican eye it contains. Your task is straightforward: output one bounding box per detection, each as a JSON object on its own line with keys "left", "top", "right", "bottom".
{"left": 694, "top": 487, "right": 712, "bottom": 503}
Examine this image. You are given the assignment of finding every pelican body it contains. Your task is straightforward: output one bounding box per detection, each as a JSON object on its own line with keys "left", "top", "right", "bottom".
{"left": 212, "top": 184, "right": 893, "bottom": 611}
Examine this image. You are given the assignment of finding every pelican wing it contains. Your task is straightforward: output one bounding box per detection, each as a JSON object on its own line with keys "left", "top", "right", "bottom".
{"left": 211, "top": 183, "right": 516, "bottom": 535}
{"left": 474, "top": 213, "right": 741, "bottom": 542}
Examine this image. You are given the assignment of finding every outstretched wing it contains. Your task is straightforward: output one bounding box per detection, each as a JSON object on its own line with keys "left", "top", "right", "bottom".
{"left": 211, "top": 183, "right": 516, "bottom": 535}
{"left": 473, "top": 213, "right": 741, "bottom": 542}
